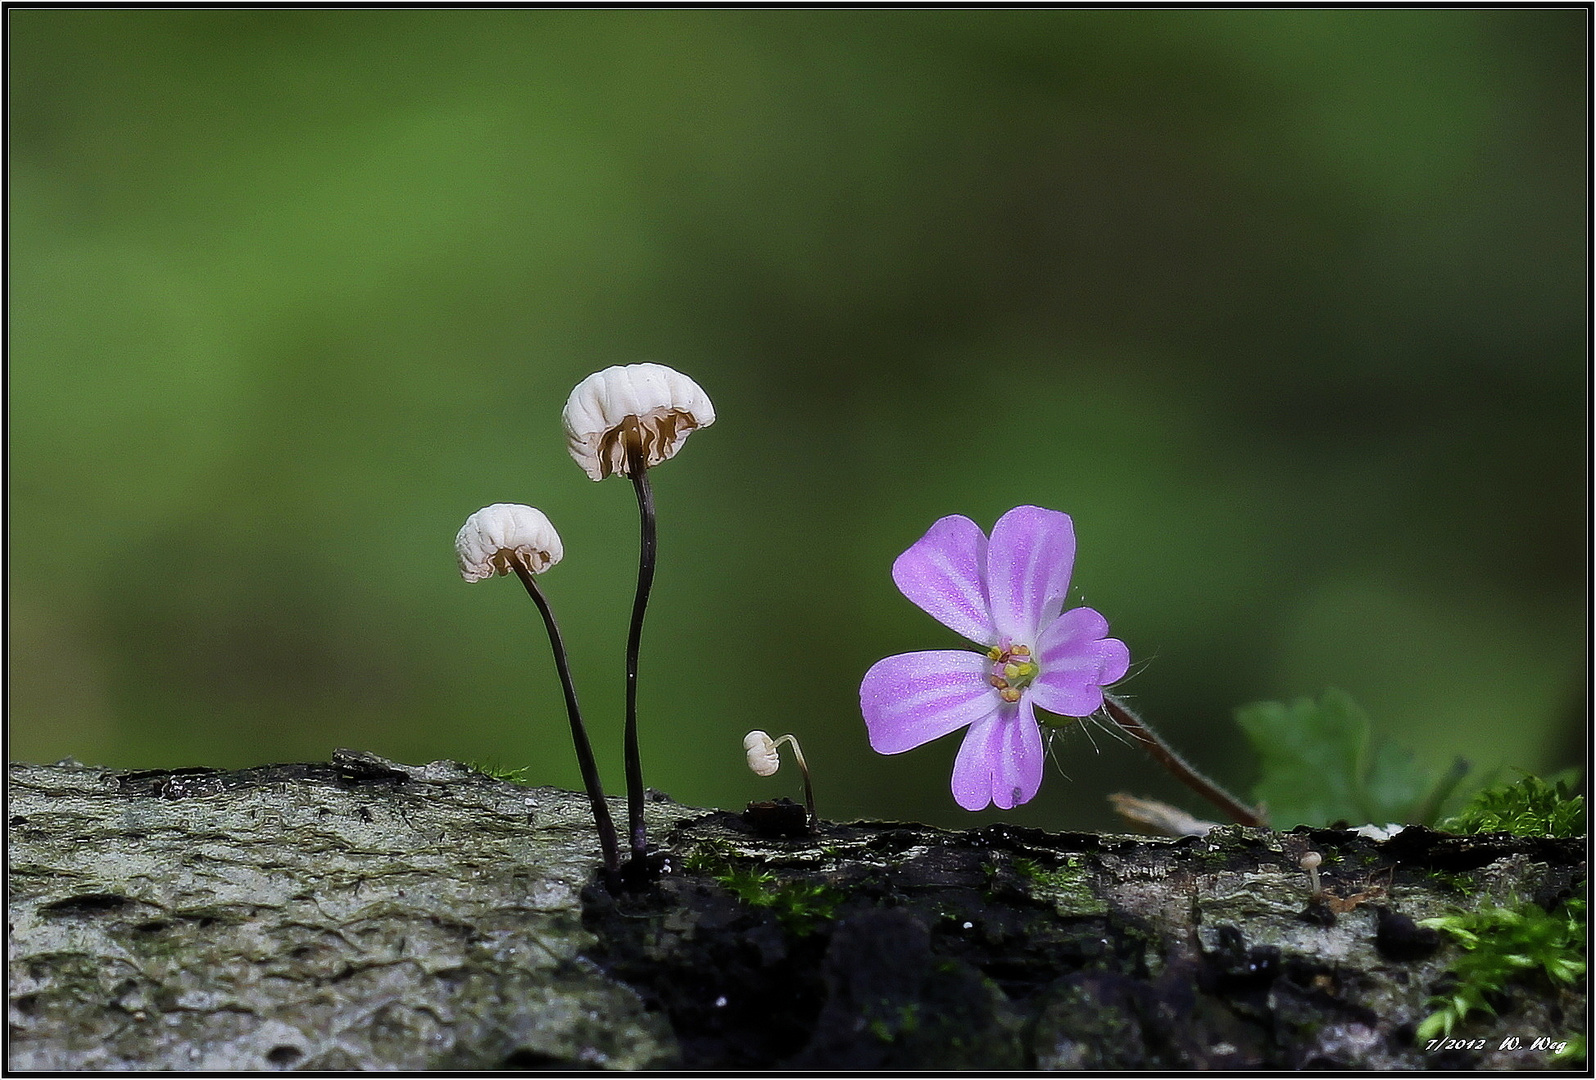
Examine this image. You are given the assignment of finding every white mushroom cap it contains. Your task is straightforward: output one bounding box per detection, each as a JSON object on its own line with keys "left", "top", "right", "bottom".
{"left": 744, "top": 730, "right": 780, "bottom": 777}
{"left": 456, "top": 504, "right": 564, "bottom": 582}
{"left": 562, "top": 363, "right": 716, "bottom": 481}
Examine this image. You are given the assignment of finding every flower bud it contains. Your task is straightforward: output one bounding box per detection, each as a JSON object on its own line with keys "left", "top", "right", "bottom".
{"left": 456, "top": 504, "right": 563, "bottom": 582}
{"left": 563, "top": 363, "right": 716, "bottom": 481}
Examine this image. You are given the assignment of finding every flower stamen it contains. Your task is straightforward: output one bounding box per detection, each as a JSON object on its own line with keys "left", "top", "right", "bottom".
{"left": 986, "top": 641, "right": 1040, "bottom": 704}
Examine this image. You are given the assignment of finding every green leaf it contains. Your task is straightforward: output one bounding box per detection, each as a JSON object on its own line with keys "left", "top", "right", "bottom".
{"left": 1235, "top": 691, "right": 1366, "bottom": 828}
{"left": 1235, "top": 688, "right": 1452, "bottom": 828}
{"left": 1361, "top": 737, "right": 1434, "bottom": 823}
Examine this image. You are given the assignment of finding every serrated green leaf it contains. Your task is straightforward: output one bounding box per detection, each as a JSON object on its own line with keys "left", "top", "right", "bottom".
{"left": 1361, "top": 737, "right": 1434, "bottom": 823}
{"left": 1236, "top": 689, "right": 1474, "bottom": 828}
{"left": 1235, "top": 690, "right": 1369, "bottom": 828}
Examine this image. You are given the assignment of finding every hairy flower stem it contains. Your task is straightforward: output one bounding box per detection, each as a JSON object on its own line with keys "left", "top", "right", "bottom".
{"left": 1102, "top": 693, "right": 1269, "bottom": 828}
{"left": 512, "top": 564, "right": 622, "bottom": 876}
{"left": 623, "top": 429, "right": 657, "bottom": 867}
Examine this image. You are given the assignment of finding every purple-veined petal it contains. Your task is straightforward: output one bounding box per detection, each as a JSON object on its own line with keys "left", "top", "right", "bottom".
{"left": 1030, "top": 607, "right": 1131, "bottom": 717}
{"left": 986, "top": 506, "right": 1075, "bottom": 646}
{"left": 950, "top": 696, "right": 1045, "bottom": 811}
{"left": 861, "top": 650, "right": 1000, "bottom": 755}
{"left": 891, "top": 515, "right": 997, "bottom": 646}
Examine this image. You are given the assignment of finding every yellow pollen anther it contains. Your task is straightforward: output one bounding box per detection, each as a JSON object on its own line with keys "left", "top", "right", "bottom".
{"left": 1003, "top": 662, "right": 1020, "bottom": 679}
{"left": 1013, "top": 644, "right": 1031, "bottom": 656}
{"left": 986, "top": 646, "right": 1005, "bottom": 661}
{"left": 999, "top": 687, "right": 1022, "bottom": 703}
{"left": 988, "top": 674, "right": 1008, "bottom": 689}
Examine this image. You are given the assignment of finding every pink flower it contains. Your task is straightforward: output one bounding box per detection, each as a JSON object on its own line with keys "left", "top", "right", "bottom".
{"left": 860, "top": 506, "right": 1131, "bottom": 811}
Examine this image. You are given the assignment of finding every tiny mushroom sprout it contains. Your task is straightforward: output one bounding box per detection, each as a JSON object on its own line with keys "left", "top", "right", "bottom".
{"left": 562, "top": 363, "right": 716, "bottom": 873}
{"left": 744, "top": 730, "right": 817, "bottom": 826}
{"left": 744, "top": 730, "right": 783, "bottom": 777}
{"left": 1300, "top": 850, "right": 1324, "bottom": 896}
{"left": 456, "top": 504, "right": 620, "bottom": 877}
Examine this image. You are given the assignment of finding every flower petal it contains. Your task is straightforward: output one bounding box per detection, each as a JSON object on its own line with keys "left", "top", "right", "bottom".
{"left": 986, "top": 506, "right": 1075, "bottom": 645}
{"left": 861, "top": 650, "right": 999, "bottom": 755}
{"left": 951, "top": 697, "right": 1046, "bottom": 810}
{"left": 891, "top": 515, "right": 997, "bottom": 646}
{"left": 1029, "top": 607, "right": 1131, "bottom": 717}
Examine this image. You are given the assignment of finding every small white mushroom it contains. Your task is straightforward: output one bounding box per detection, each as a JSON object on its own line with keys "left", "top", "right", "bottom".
{"left": 455, "top": 503, "right": 618, "bottom": 874}
{"left": 1300, "top": 850, "right": 1323, "bottom": 895}
{"left": 455, "top": 504, "right": 564, "bottom": 582}
{"left": 562, "top": 363, "right": 716, "bottom": 481}
{"left": 564, "top": 364, "right": 716, "bottom": 870}
{"left": 743, "top": 730, "right": 817, "bottom": 829}
{"left": 744, "top": 730, "right": 782, "bottom": 777}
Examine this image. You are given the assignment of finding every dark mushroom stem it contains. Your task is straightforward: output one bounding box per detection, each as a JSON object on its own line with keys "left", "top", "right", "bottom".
{"left": 512, "top": 563, "right": 622, "bottom": 877}
{"left": 781, "top": 735, "right": 817, "bottom": 829}
{"left": 1102, "top": 692, "right": 1269, "bottom": 828}
{"left": 623, "top": 427, "right": 657, "bottom": 867}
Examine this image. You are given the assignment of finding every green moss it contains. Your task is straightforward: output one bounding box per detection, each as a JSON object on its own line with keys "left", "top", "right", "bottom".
{"left": 465, "top": 762, "right": 533, "bottom": 784}
{"left": 1422, "top": 870, "right": 1479, "bottom": 895}
{"left": 685, "top": 844, "right": 841, "bottom": 936}
{"left": 1013, "top": 857, "right": 1106, "bottom": 918}
{"left": 1438, "top": 773, "right": 1585, "bottom": 839}
{"left": 746, "top": 877, "right": 841, "bottom": 936}
{"left": 680, "top": 839, "right": 738, "bottom": 875}
{"left": 1416, "top": 896, "right": 1586, "bottom": 1046}
{"left": 718, "top": 865, "right": 778, "bottom": 903}
{"left": 1191, "top": 847, "right": 1235, "bottom": 870}
{"left": 1012, "top": 856, "right": 1068, "bottom": 888}
{"left": 867, "top": 1003, "right": 922, "bottom": 1043}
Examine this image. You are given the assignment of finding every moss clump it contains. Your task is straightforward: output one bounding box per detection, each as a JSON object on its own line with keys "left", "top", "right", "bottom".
{"left": 1422, "top": 870, "right": 1479, "bottom": 895}
{"left": 680, "top": 839, "right": 738, "bottom": 875}
{"left": 1438, "top": 774, "right": 1585, "bottom": 839}
{"left": 682, "top": 842, "right": 840, "bottom": 935}
{"left": 1013, "top": 857, "right": 1106, "bottom": 918}
{"left": 719, "top": 868, "right": 841, "bottom": 936}
{"left": 464, "top": 762, "right": 534, "bottom": 784}
{"left": 867, "top": 1003, "right": 921, "bottom": 1043}
{"left": 1416, "top": 896, "right": 1586, "bottom": 1048}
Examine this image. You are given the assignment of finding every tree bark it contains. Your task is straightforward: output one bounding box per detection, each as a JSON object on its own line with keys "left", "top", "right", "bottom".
{"left": 7, "top": 752, "right": 1585, "bottom": 1070}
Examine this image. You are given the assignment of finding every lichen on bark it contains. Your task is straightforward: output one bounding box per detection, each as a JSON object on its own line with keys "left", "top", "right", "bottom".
{"left": 7, "top": 752, "right": 1586, "bottom": 1070}
{"left": 8, "top": 752, "right": 684, "bottom": 1070}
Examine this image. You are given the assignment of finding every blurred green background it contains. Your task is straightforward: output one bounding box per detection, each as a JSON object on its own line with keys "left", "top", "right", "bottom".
{"left": 9, "top": 9, "right": 1586, "bottom": 831}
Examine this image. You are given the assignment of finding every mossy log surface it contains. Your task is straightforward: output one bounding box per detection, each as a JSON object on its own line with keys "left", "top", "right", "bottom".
{"left": 8, "top": 751, "right": 1586, "bottom": 1071}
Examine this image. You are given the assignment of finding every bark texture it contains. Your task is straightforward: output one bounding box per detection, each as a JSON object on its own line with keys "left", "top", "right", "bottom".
{"left": 7, "top": 752, "right": 1586, "bottom": 1071}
